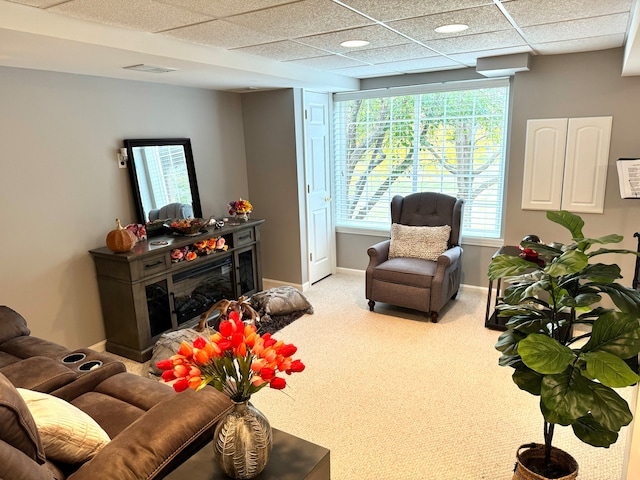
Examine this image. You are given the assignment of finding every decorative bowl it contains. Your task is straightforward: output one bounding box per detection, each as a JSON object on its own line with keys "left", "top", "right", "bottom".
{"left": 165, "top": 218, "right": 208, "bottom": 236}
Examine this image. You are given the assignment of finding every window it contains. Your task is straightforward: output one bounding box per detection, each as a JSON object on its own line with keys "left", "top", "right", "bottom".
{"left": 333, "top": 79, "right": 510, "bottom": 240}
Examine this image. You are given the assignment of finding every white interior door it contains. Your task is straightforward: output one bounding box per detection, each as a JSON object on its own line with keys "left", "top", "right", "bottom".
{"left": 304, "top": 91, "right": 334, "bottom": 284}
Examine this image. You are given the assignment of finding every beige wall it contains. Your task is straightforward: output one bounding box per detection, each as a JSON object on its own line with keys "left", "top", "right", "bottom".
{"left": 0, "top": 66, "right": 248, "bottom": 349}
{"left": 242, "top": 88, "right": 307, "bottom": 286}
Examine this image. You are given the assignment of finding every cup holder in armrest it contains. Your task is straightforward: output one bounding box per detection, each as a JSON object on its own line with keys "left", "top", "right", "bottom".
{"left": 78, "top": 360, "right": 102, "bottom": 371}
{"left": 62, "top": 353, "right": 87, "bottom": 364}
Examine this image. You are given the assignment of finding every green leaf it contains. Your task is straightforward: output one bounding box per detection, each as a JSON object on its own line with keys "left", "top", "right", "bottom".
{"left": 572, "top": 415, "right": 619, "bottom": 447}
{"left": 547, "top": 210, "right": 584, "bottom": 240}
{"left": 590, "top": 382, "right": 633, "bottom": 432}
{"left": 513, "top": 365, "right": 543, "bottom": 395}
{"left": 583, "top": 311, "right": 640, "bottom": 359}
{"left": 596, "top": 283, "right": 640, "bottom": 317}
{"left": 574, "top": 263, "right": 621, "bottom": 283}
{"left": 519, "top": 334, "right": 575, "bottom": 374}
{"left": 488, "top": 254, "right": 539, "bottom": 281}
{"left": 540, "top": 368, "right": 593, "bottom": 425}
{"left": 545, "top": 250, "right": 588, "bottom": 277}
{"left": 583, "top": 351, "right": 640, "bottom": 387}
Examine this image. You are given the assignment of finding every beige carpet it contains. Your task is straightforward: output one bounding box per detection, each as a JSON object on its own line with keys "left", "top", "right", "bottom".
{"left": 118, "top": 272, "right": 633, "bottom": 479}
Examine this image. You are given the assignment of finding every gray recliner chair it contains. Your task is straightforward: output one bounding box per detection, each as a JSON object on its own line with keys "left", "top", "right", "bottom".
{"left": 148, "top": 202, "right": 194, "bottom": 222}
{"left": 365, "top": 192, "right": 464, "bottom": 322}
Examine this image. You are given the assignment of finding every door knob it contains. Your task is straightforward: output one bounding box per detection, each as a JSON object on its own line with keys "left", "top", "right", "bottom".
{"left": 325, "top": 196, "right": 332, "bottom": 202}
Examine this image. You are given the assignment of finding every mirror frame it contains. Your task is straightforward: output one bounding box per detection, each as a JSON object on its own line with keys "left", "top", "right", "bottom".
{"left": 124, "top": 138, "right": 203, "bottom": 224}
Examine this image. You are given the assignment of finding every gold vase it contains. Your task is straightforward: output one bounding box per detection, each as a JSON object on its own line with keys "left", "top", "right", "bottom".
{"left": 213, "top": 399, "right": 272, "bottom": 479}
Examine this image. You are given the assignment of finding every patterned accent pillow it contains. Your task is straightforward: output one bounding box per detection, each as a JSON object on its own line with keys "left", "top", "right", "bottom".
{"left": 17, "top": 388, "right": 111, "bottom": 464}
{"left": 389, "top": 224, "right": 451, "bottom": 261}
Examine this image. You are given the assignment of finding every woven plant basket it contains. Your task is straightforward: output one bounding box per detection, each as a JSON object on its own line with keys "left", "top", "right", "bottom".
{"left": 512, "top": 443, "right": 578, "bottom": 480}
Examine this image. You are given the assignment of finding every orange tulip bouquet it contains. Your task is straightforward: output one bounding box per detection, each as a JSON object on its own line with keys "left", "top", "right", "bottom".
{"left": 156, "top": 311, "right": 305, "bottom": 402}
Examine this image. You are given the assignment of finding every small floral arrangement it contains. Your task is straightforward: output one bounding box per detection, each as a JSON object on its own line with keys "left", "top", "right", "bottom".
{"left": 228, "top": 198, "right": 253, "bottom": 216}
{"left": 171, "top": 237, "right": 227, "bottom": 263}
{"left": 156, "top": 311, "right": 305, "bottom": 402}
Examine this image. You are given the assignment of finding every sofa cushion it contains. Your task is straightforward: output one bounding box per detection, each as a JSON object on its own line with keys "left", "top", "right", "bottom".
{"left": 0, "top": 372, "right": 45, "bottom": 464}
{"left": 0, "top": 306, "right": 31, "bottom": 344}
{"left": 389, "top": 224, "right": 451, "bottom": 261}
{"left": 17, "top": 388, "right": 111, "bottom": 464}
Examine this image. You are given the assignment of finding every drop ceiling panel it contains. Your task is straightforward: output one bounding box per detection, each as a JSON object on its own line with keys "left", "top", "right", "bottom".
{"left": 48, "top": 0, "right": 213, "bottom": 32}
{"left": 227, "top": 0, "right": 373, "bottom": 38}
{"left": 161, "top": 19, "right": 280, "bottom": 49}
{"left": 388, "top": 5, "right": 515, "bottom": 43}
{"left": 522, "top": 13, "right": 631, "bottom": 45}
{"left": 231, "top": 40, "right": 329, "bottom": 61}
{"left": 155, "top": 0, "right": 299, "bottom": 18}
{"left": 295, "top": 25, "right": 409, "bottom": 52}
{"left": 342, "top": 0, "right": 495, "bottom": 23}
{"left": 502, "top": 0, "right": 633, "bottom": 27}
{"left": 2, "top": 0, "right": 640, "bottom": 91}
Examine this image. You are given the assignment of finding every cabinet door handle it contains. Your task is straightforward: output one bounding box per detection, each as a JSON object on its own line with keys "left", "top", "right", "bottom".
{"left": 144, "top": 260, "right": 164, "bottom": 269}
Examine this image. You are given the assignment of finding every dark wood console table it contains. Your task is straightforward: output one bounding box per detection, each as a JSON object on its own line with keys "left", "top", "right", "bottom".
{"left": 165, "top": 428, "right": 330, "bottom": 480}
{"left": 89, "top": 219, "right": 264, "bottom": 362}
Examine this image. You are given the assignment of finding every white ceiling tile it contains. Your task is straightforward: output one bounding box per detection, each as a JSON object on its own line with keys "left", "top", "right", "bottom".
{"left": 162, "top": 19, "right": 280, "bottom": 49}
{"left": 427, "top": 29, "right": 527, "bottom": 55}
{"left": 341, "top": 0, "right": 494, "bottom": 22}
{"left": 296, "top": 25, "right": 408, "bottom": 53}
{"left": 155, "top": 0, "right": 298, "bottom": 18}
{"left": 522, "top": 13, "right": 630, "bottom": 44}
{"left": 532, "top": 34, "right": 626, "bottom": 55}
{"left": 388, "top": 4, "right": 514, "bottom": 43}
{"left": 227, "top": 0, "right": 373, "bottom": 38}
{"left": 376, "top": 55, "right": 465, "bottom": 72}
{"left": 48, "top": 0, "right": 213, "bottom": 33}
{"left": 502, "top": 0, "right": 633, "bottom": 27}
{"left": 330, "top": 63, "right": 404, "bottom": 78}
{"left": 9, "top": 0, "right": 62, "bottom": 7}
{"left": 449, "top": 46, "right": 533, "bottom": 66}
{"left": 343, "top": 43, "right": 438, "bottom": 64}
{"left": 231, "top": 40, "right": 329, "bottom": 61}
{"left": 285, "top": 54, "right": 367, "bottom": 70}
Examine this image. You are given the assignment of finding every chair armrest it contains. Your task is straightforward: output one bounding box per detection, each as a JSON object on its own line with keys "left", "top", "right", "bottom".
{"left": 68, "top": 386, "right": 232, "bottom": 480}
{"left": 1, "top": 356, "right": 77, "bottom": 392}
{"left": 367, "top": 240, "right": 390, "bottom": 268}
{"left": 437, "top": 245, "right": 462, "bottom": 267}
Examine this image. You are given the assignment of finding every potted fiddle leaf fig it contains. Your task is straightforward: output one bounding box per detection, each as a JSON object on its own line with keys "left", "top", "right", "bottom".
{"left": 488, "top": 210, "right": 640, "bottom": 480}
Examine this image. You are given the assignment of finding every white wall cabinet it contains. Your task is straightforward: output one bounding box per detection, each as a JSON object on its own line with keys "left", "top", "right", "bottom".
{"left": 521, "top": 116, "right": 612, "bottom": 213}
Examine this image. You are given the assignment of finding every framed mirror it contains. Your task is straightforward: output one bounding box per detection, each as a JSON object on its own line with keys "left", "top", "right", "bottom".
{"left": 124, "top": 138, "right": 202, "bottom": 224}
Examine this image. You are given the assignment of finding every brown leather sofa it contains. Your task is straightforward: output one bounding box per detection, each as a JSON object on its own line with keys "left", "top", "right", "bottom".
{"left": 0, "top": 306, "right": 232, "bottom": 480}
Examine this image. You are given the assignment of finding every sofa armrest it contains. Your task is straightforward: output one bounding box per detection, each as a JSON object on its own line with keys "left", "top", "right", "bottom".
{"left": 436, "top": 245, "right": 462, "bottom": 267}
{"left": 68, "top": 386, "right": 232, "bottom": 480}
{"left": 1, "top": 356, "right": 77, "bottom": 393}
{"left": 0, "top": 438, "right": 56, "bottom": 480}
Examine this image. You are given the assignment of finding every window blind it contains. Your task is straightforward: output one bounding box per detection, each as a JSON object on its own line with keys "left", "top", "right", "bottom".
{"left": 333, "top": 79, "right": 510, "bottom": 239}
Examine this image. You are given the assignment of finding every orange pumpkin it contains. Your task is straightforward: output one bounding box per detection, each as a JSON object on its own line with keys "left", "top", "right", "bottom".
{"left": 106, "top": 218, "right": 136, "bottom": 253}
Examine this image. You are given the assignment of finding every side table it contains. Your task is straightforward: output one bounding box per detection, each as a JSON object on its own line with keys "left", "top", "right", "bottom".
{"left": 165, "top": 428, "right": 331, "bottom": 480}
{"left": 485, "top": 245, "right": 521, "bottom": 331}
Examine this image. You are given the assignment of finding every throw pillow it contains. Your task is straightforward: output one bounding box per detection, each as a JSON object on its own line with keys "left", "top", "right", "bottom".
{"left": 17, "top": 388, "right": 111, "bottom": 464}
{"left": 250, "top": 286, "right": 314, "bottom": 317}
{"left": 389, "top": 224, "right": 451, "bottom": 261}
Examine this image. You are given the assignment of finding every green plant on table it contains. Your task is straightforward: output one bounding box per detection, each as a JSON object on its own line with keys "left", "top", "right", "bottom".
{"left": 488, "top": 210, "right": 640, "bottom": 476}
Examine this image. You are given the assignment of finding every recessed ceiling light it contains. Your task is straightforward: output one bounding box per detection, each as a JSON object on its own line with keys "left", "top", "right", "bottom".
{"left": 340, "top": 40, "right": 370, "bottom": 48}
{"left": 434, "top": 24, "right": 469, "bottom": 34}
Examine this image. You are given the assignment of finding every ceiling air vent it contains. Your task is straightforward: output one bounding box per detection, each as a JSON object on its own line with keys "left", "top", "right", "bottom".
{"left": 123, "top": 64, "right": 177, "bottom": 74}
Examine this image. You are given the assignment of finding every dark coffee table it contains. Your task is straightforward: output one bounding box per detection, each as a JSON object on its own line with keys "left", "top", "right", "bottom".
{"left": 165, "top": 428, "right": 330, "bottom": 480}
